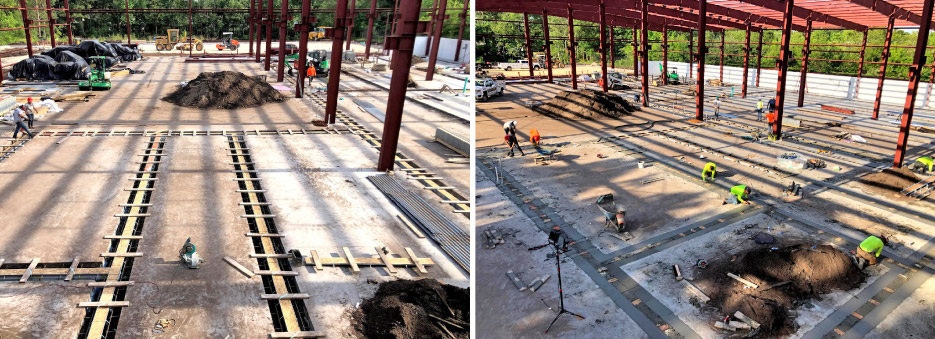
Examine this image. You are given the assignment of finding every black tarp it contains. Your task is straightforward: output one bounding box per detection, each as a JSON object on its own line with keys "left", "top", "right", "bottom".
{"left": 8, "top": 52, "right": 91, "bottom": 81}
{"left": 53, "top": 51, "right": 90, "bottom": 80}
{"left": 40, "top": 40, "right": 140, "bottom": 64}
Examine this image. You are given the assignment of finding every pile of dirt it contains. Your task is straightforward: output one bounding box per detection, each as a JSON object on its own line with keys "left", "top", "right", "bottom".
{"left": 858, "top": 166, "right": 920, "bottom": 196}
{"left": 533, "top": 89, "right": 638, "bottom": 120}
{"left": 696, "top": 244, "right": 865, "bottom": 336}
{"left": 352, "top": 279, "right": 469, "bottom": 339}
{"left": 163, "top": 71, "right": 284, "bottom": 109}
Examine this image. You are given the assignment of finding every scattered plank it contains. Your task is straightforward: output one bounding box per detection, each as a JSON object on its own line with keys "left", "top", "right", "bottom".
{"left": 405, "top": 247, "right": 428, "bottom": 274}
{"left": 267, "top": 331, "right": 326, "bottom": 339}
{"left": 310, "top": 250, "right": 324, "bottom": 271}
{"left": 343, "top": 247, "right": 360, "bottom": 272}
{"left": 680, "top": 279, "right": 711, "bottom": 302}
{"left": 100, "top": 252, "right": 143, "bottom": 258}
{"left": 19, "top": 258, "right": 39, "bottom": 283}
{"left": 375, "top": 247, "right": 397, "bottom": 273}
{"left": 65, "top": 257, "right": 79, "bottom": 281}
{"left": 260, "top": 293, "right": 310, "bottom": 300}
{"left": 398, "top": 214, "right": 426, "bottom": 238}
{"left": 87, "top": 281, "right": 135, "bottom": 287}
{"left": 223, "top": 256, "right": 255, "bottom": 278}
{"left": 727, "top": 272, "right": 759, "bottom": 289}
{"left": 252, "top": 270, "right": 299, "bottom": 276}
{"left": 77, "top": 301, "right": 130, "bottom": 308}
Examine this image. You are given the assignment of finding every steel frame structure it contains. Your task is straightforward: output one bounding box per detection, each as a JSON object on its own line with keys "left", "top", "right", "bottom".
{"left": 479, "top": 0, "right": 935, "bottom": 168}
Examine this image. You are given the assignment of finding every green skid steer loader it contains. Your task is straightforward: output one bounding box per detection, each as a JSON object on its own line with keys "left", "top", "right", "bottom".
{"left": 78, "top": 56, "right": 112, "bottom": 90}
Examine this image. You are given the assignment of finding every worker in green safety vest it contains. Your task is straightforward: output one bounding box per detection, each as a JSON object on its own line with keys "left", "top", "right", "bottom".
{"left": 724, "top": 185, "right": 752, "bottom": 205}
{"left": 855, "top": 234, "right": 888, "bottom": 270}
{"left": 912, "top": 156, "right": 933, "bottom": 174}
{"left": 702, "top": 162, "right": 717, "bottom": 182}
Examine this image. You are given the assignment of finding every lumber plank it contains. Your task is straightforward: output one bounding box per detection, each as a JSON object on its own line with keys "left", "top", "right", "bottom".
{"left": 77, "top": 301, "right": 130, "bottom": 308}
{"left": 103, "top": 235, "right": 143, "bottom": 240}
{"left": 267, "top": 331, "right": 326, "bottom": 339}
{"left": 310, "top": 250, "right": 323, "bottom": 271}
{"left": 343, "top": 247, "right": 360, "bottom": 272}
{"left": 224, "top": 256, "right": 255, "bottom": 278}
{"left": 87, "top": 281, "right": 135, "bottom": 287}
{"left": 375, "top": 247, "right": 397, "bottom": 273}
{"left": 680, "top": 279, "right": 711, "bottom": 302}
{"left": 398, "top": 214, "right": 425, "bottom": 238}
{"left": 250, "top": 253, "right": 293, "bottom": 259}
{"left": 244, "top": 233, "right": 285, "bottom": 237}
{"left": 406, "top": 247, "right": 428, "bottom": 274}
{"left": 19, "top": 258, "right": 39, "bottom": 283}
{"left": 65, "top": 257, "right": 79, "bottom": 281}
{"left": 727, "top": 272, "right": 760, "bottom": 289}
{"left": 100, "top": 252, "right": 143, "bottom": 258}
{"left": 260, "top": 293, "right": 310, "bottom": 300}
{"left": 252, "top": 270, "right": 299, "bottom": 276}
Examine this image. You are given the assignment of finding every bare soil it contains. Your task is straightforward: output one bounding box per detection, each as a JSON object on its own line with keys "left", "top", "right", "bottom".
{"left": 533, "top": 89, "right": 638, "bottom": 120}
{"left": 163, "top": 70, "right": 284, "bottom": 109}
{"left": 351, "top": 279, "right": 469, "bottom": 339}
{"left": 695, "top": 244, "right": 865, "bottom": 337}
{"left": 858, "top": 166, "right": 921, "bottom": 196}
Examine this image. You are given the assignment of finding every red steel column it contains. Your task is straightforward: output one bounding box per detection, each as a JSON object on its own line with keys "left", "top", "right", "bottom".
{"left": 632, "top": 26, "right": 638, "bottom": 77}
{"left": 256, "top": 0, "right": 264, "bottom": 62}
{"left": 276, "top": 0, "right": 289, "bottom": 82}
{"left": 662, "top": 24, "right": 668, "bottom": 85}
{"left": 426, "top": 0, "right": 448, "bottom": 80}
{"left": 249, "top": 0, "right": 255, "bottom": 56}
{"left": 295, "top": 0, "right": 312, "bottom": 98}
{"left": 719, "top": 32, "right": 724, "bottom": 83}
{"left": 610, "top": 26, "right": 615, "bottom": 68}
{"left": 265, "top": 0, "right": 274, "bottom": 70}
{"left": 365, "top": 0, "right": 377, "bottom": 58}
{"left": 20, "top": 0, "right": 32, "bottom": 57}
{"left": 797, "top": 19, "right": 812, "bottom": 107}
{"left": 453, "top": 0, "right": 469, "bottom": 61}
{"left": 873, "top": 16, "right": 896, "bottom": 120}
{"left": 346, "top": 0, "right": 356, "bottom": 50}
{"left": 639, "top": 0, "right": 648, "bottom": 106}
{"left": 894, "top": 0, "right": 935, "bottom": 167}
{"left": 599, "top": 3, "right": 608, "bottom": 92}
{"left": 64, "top": 0, "right": 73, "bottom": 45}
{"left": 188, "top": 0, "right": 193, "bottom": 57}
{"left": 695, "top": 0, "right": 706, "bottom": 121}
{"left": 542, "top": 9, "right": 554, "bottom": 83}
{"left": 755, "top": 30, "right": 763, "bottom": 87}
{"left": 424, "top": 0, "right": 438, "bottom": 56}
{"left": 742, "top": 23, "right": 750, "bottom": 97}
{"left": 45, "top": 0, "right": 54, "bottom": 47}
{"left": 855, "top": 30, "right": 868, "bottom": 95}
{"left": 325, "top": 0, "right": 349, "bottom": 124}
{"left": 524, "top": 12, "right": 535, "bottom": 78}
{"left": 773, "top": 0, "right": 795, "bottom": 138}
{"left": 689, "top": 29, "right": 693, "bottom": 79}
{"left": 567, "top": 5, "right": 577, "bottom": 89}
{"left": 125, "top": 0, "right": 131, "bottom": 45}
{"left": 377, "top": 0, "right": 424, "bottom": 171}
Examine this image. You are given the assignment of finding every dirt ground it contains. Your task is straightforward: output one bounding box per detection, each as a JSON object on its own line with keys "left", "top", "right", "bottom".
{"left": 351, "top": 279, "right": 469, "bottom": 339}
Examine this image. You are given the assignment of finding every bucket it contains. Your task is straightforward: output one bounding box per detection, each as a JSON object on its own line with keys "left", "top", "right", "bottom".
{"left": 638, "top": 161, "right": 645, "bottom": 169}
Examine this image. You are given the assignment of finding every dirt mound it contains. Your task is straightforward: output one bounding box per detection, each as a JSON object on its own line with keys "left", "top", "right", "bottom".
{"left": 696, "top": 244, "right": 865, "bottom": 336}
{"left": 533, "top": 89, "right": 638, "bottom": 120}
{"left": 858, "top": 166, "right": 920, "bottom": 196}
{"left": 352, "top": 279, "right": 469, "bottom": 339}
{"left": 163, "top": 71, "right": 284, "bottom": 109}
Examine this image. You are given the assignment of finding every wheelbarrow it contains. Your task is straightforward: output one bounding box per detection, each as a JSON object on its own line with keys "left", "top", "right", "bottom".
{"left": 597, "top": 193, "right": 632, "bottom": 240}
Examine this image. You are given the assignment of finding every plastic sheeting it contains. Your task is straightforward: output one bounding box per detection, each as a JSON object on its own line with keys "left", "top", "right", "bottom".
{"left": 7, "top": 52, "right": 91, "bottom": 81}
{"left": 41, "top": 40, "right": 140, "bottom": 64}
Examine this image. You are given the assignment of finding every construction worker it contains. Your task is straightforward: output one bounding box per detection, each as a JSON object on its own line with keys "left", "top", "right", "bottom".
{"left": 306, "top": 63, "right": 317, "bottom": 88}
{"left": 530, "top": 129, "right": 541, "bottom": 146}
{"left": 724, "top": 185, "right": 752, "bottom": 205}
{"left": 713, "top": 97, "right": 721, "bottom": 121}
{"left": 912, "top": 156, "right": 933, "bottom": 174}
{"left": 756, "top": 98, "right": 764, "bottom": 121}
{"left": 503, "top": 121, "right": 525, "bottom": 157}
{"left": 855, "top": 234, "right": 888, "bottom": 270}
{"left": 767, "top": 97, "right": 776, "bottom": 113}
{"left": 702, "top": 162, "right": 717, "bottom": 182}
{"left": 24, "top": 97, "right": 37, "bottom": 128}
{"left": 10, "top": 104, "right": 33, "bottom": 139}
{"left": 765, "top": 111, "right": 778, "bottom": 136}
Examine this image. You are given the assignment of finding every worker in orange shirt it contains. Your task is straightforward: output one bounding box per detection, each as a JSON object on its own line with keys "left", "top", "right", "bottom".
{"left": 306, "top": 62, "right": 317, "bottom": 88}
{"left": 765, "top": 111, "right": 777, "bottom": 137}
{"left": 529, "top": 129, "right": 541, "bottom": 146}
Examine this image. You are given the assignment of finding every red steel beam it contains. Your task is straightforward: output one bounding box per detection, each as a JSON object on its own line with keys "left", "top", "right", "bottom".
{"left": 844, "top": 0, "right": 932, "bottom": 28}
{"left": 651, "top": 0, "right": 805, "bottom": 31}
{"left": 486, "top": 2, "right": 710, "bottom": 33}
{"left": 19, "top": 0, "right": 32, "bottom": 57}
{"left": 45, "top": 0, "right": 54, "bottom": 47}
{"left": 662, "top": 24, "right": 668, "bottom": 85}
{"left": 873, "top": 16, "right": 896, "bottom": 120}
{"left": 295, "top": 0, "right": 312, "bottom": 98}
{"left": 189, "top": 0, "right": 193, "bottom": 57}
{"left": 632, "top": 26, "right": 638, "bottom": 77}
{"left": 425, "top": 0, "right": 438, "bottom": 56}
{"left": 893, "top": 0, "right": 934, "bottom": 168}
{"left": 773, "top": 0, "right": 795, "bottom": 138}
{"left": 453, "top": 0, "right": 469, "bottom": 61}
{"left": 797, "top": 19, "right": 812, "bottom": 107}
{"left": 377, "top": 0, "right": 424, "bottom": 171}
{"left": 568, "top": 5, "right": 578, "bottom": 89}
{"left": 719, "top": 32, "right": 725, "bottom": 83}
{"left": 256, "top": 0, "right": 264, "bottom": 62}
{"left": 689, "top": 29, "right": 693, "bottom": 79}
{"left": 249, "top": 0, "right": 255, "bottom": 56}
{"left": 265, "top": 0, "right": 273, "bottom": 69}
{"left": 695, "top": 0, "right": 706, "bottom": 121}
{"left": 640, "top": 0, "right": 648, "bottom": 106}
{"left": 600, "top": 3, "right": 608, "bottom": 92}
{"left": 346, "top": 0, "right": 356, "bottom": 51}
{"left": 277, "top": 0, "right": 288, "bottom": 82}
{"left": 755, "top": 30, "right": 762, "bottom": 87}
{"left": 426, "top": 0, "right": 449, "bottom": 80}
{"left": 855, "top": 29, "right": 868, "bottom": 95}
{"left": 64, "top": 0, "right": 72, "bottom": 44}
{"left": 610, "top": 25, "right": 615, "bottom": 68}
{"left": 326, "top": 0, "right": 349, "bottom": 123}
{"left": 543, "top": 9, "right": 554, "bottom": 82}
{"left": 365, "top": 0, "right": 378, "bottom": 58}
{"left": 524, "top": 12, "right": 535, "bottom": 78}
{"left": 742, "top": 23, "right": 750, "bottom": 97}
{"left": 734, "top": 0, "right": 866, "bottom": 31}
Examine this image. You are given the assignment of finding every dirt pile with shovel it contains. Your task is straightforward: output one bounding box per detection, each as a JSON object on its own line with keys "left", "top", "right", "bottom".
{"left": 695, "top": 244, "right": 865, "bottom": 337}
{"left": 163, "top": 71, "right": 284, "bottom": 109}
{"left": 534, "top": 89, "right": 638, "bottom": 120}
{"left": 352, "top": 279, "right": 470, "bottom": 339}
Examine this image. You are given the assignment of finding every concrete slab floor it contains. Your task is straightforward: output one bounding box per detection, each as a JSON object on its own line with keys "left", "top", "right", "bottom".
{"left": 476, "top": 166, "right": 648, "bottom": 339}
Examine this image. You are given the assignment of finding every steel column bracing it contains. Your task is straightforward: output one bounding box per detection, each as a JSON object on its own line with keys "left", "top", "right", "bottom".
{"left": 276, "top": 0, "right": 289, "bottom": 82}
{"left": 45, "top": 0, "right": 54, "bottom": 47}
{"left": 662, "top": 24, "right": 668, "bottom": 85}
{"left": 856, "top": 30, "right": 868, "bottom": 95}
{"left": 894, "top": 0, "right": 935, "bottom": 168}
{"left": 639, "top": 0, "right": 648, "bottom": 106}
{"left": 325, "top": 0, "right": 349, "bottom": 124}
{"left": 797, "top": 19, "right": 813, "bottom": 107}
{"left": 346, "top": 0, "right": 355, "bottom": 51}
{"left": 249, "top": 0, "right": 255, "bottom": 55}
{"left": 755, "top": 30, "right": 763, "bottom": 87}
{"left": 600, "top": 3, "right": 608, "bottom": 92}
{"left": 873, "top": 16, "right": 896, "bottom": 120}
{"left": 742, "top": 23, "right": 750, "bottom": 97}
{"left": 19, "top": 0, "right": 31, "bottom": 57}
{"left": 453, "top": 0, "right": 469, "bottom": 61}
{"left": 568, "top": 5, "right": 578, "bottom": 89}
{"left": 719, "top": 31, "right": 725, "bottom": 82}
{"left": 524, "top": 12, "right": 535, "bottom": 79}
{"left": 695, "top": 0, "right": 706, "bottom": 121}
{"left": 265, "top": 0, "right": 273, "bottom": 70}
{"left": 295, "top": 0, "right": 312, "bottom": 98}
{"left": 365, "top": 0, "right": 377, "bottom": 58}
{"left": 632, "top": 26, "right": 638, "bottom": 77}
{"left": 426, "top": 0, "right": 448, "bottom": 80}
{"left": 377, "top": 0, "right": 423, "bottom": 171}
{"left": 773, "top": 0, "right": 795, "bottom": 138}
{"left": 64, "top": 0, "right": 73, "bottom": 44}
{"left": 425, "top": 0, "right": 438, "bottom": 56}
{"left": 543, "top": 9, "right": 554, "bottom": 83}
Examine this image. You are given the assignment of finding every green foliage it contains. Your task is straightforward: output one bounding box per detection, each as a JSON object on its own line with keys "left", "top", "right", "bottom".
{"left": 477, "top": 11, "right": 935, "bottom": 80}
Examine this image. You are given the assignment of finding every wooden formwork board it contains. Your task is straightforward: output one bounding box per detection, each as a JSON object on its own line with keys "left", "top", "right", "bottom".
{"left": 304, "top": 247, "right": 433, "bottom": 274}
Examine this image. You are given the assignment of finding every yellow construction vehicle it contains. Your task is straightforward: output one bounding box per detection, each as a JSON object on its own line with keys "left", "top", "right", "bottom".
{"left": 177, "top": 36, "right": 204, "bottom": 52}
{"left": 154, "top": 29, "right": 180, "bottom": 51}
{"left": 534, "top": 52, "right": 565, "bottom": 69}
{"left": 309, "top": 27, "right": 329, "bottom": 41}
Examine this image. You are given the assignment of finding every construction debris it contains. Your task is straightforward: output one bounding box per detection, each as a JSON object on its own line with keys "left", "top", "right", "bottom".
{"left": 351, "top": 279, "right": 469, "bottom": 339}
{"left": 506, "top": 270, "right": 527, "bottom": 290}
